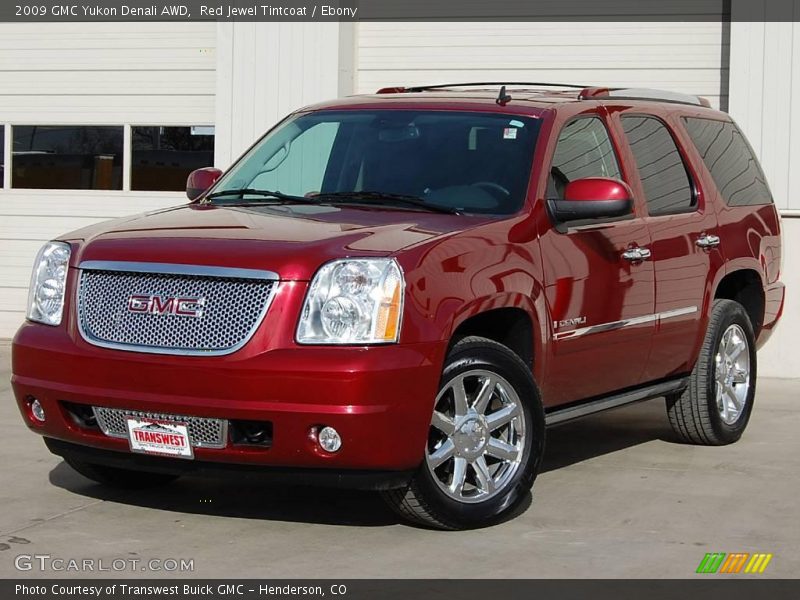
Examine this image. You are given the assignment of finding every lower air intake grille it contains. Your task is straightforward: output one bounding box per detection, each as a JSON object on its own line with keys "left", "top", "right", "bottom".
{"left": 92, "top": 406, "right": 227, "bottom": 449}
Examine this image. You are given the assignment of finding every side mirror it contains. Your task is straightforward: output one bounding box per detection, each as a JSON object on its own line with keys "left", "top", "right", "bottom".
{"left": 186, "top": 167, "right": 223, "bottom": 201}
{"left": 548, "top": 177, "right": 634, "bottom": 224}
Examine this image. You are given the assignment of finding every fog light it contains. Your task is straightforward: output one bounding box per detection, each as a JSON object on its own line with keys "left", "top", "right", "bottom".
{"left": 317, "top": 426, "right": 342, "bottom": 453}
{"left": 30, "top": 398, "right": 46, "bottom": 422}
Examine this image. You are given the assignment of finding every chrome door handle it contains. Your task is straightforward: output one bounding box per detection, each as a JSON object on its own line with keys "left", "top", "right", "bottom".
{"left": 696, "top": 234, "right": 721, "bottom": 248}
{"left": 622, "top": 247, "right": 652, "bottom": 262}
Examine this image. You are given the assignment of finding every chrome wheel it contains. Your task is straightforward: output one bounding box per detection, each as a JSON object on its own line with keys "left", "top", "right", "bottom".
{"left": 715, "top": 324, "right": 751, "bottom": 425}
{"left": 426, "top": 369, "right": 526, "bottom": 504}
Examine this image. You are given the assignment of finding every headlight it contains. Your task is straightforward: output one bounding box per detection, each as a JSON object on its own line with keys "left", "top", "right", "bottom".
{"left": 297, "top": 258, "right": 404, "bottom": 344}
{"left": 27, "top": 241, "right": 71, "bottom": 326}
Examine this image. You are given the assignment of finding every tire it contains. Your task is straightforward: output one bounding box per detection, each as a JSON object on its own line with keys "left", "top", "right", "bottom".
{"left": 666, "top": 299, "right": 757, "bottom": 445}
{"left": 65, "top": 458, "right": 180, "bottom": 489}
{"left": 382, "top": 336, "right": 546, "bottom": 530}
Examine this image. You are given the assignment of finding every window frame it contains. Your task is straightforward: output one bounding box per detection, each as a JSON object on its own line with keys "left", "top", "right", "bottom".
{"left": 618, "top": 113, "right": 699, "bottom": 218}
{"left": 213, "top": 109, "right": 543, "bottom": 216}
{"left": 9, "top": 124, "right": 126, "bottom": 191}
{"left": 0, "top": 123, "right": 7, "bottom": 189}
{"left": 544, "top": 112, "right": 633, "bottom": 229}
{"left": 0, "top": 123, "right": 215, "bottom": 194}
{"left": 130, "top": 125, "right": 217, "bottom": 193}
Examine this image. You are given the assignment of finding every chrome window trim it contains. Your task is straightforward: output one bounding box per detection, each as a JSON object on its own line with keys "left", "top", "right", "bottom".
{"left": 78, "top": 261, "right": 279, "bottom": 281}
{"left": 76, "top": 262, "right": 280, "bottom": 357}
{"left": 553, "top": 306, "right": 697, "bottom": 341}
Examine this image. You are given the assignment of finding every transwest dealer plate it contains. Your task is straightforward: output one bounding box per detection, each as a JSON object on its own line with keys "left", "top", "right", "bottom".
{"left": 126, "top": 418, "right": 193, "bottom": 459}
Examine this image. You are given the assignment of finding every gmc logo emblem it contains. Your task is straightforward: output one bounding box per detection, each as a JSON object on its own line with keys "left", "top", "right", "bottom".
{"left": 127, "top": 295, "right": 206, "bottom": 318}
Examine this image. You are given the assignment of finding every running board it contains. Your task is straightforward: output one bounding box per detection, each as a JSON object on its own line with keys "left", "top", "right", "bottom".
{"left": 545, "top": 377, "right": 689, "bottom": 427}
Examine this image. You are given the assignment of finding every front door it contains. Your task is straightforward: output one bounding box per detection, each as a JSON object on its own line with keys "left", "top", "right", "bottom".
{"left": 539, "top": 113, "right": 656, "bottom": 407}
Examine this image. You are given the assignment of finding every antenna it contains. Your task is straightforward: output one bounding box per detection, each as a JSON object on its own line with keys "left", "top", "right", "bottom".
{"left": 496, "top": 85, "right": 512, "bottom": 106}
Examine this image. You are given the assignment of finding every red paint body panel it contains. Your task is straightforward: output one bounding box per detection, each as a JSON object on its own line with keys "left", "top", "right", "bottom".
{"left": 11, "top": 90, "right": 785, "bottom": 479}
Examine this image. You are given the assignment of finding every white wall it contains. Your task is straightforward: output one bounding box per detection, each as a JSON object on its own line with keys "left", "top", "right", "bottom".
{"left": 214, "top": 22, "right": 355, "bottom": 168}
{"left": 358, "top": 21, "right": 729, "bottom": 109}
{"left": 728, "top": 2, "right": 797, "bottom": 377}
{"left": 0, "top": 23, "right": 216, "bottom": 124}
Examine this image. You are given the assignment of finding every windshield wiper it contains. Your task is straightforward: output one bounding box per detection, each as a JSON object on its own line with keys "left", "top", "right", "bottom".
{"left": 204, "top": 188, "right": 313, "bottom": 204}
{"left": 313, "top": 191, "right": 460, "bottom": 215}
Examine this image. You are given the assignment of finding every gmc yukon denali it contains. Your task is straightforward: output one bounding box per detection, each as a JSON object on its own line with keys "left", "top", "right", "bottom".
{"left": 12, "top": 83, "right": 784, "bottom": 529}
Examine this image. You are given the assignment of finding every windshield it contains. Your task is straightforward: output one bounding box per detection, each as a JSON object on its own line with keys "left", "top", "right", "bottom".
{"left": 211, "top": 110, "right": 541, "bottom": 215}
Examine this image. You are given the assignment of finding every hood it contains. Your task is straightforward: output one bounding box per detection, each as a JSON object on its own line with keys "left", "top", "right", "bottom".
{"left": 66, "top": 202, "right": 489, "bottom": 280}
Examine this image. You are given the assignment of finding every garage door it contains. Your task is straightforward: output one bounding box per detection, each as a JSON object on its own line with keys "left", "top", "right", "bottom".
{"left": 357, "top": 18, "right": 729, "bottom": 110}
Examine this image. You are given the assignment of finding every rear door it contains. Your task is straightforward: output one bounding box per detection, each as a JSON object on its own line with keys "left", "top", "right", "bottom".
{"left": 611, "top": 110, "right": 723, "bottom": 382}
{"left": 539, "top": 111, "right": 655, "bottom": 406}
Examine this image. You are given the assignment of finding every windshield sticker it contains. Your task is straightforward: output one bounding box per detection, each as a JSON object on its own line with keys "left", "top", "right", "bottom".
{"left": 503, "top": 128, "right": 518, "bottom": 140}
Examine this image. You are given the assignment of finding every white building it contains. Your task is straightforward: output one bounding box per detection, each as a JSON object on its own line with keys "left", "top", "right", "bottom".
{"left": 0, "top": 4, "right": 797, "bottom": 376}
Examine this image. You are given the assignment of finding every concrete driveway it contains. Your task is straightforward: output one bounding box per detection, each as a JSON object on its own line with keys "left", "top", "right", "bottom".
{"left": 1, "top": 342, "right": 797, "bottom": 579}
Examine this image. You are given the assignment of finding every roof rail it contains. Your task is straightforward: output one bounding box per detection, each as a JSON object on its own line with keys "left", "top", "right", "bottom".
{"left": 587, "top": 87, "right": 712, "bottom": 108}
{"left": 373, "top": 83, "right": 712, "bottom": 108}
{"left": 376, "top": 81, "right": 588, "bottom": 94}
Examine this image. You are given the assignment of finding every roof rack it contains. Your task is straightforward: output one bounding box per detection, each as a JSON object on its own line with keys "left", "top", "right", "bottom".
{"left": 376, "top": 81, "right": 589, "bottom": 94}
{"left": 374, "top": 82, "right": 712, "bottom": 108}
{"left": 590, "top": 87, "right": 712, "bottom": 108}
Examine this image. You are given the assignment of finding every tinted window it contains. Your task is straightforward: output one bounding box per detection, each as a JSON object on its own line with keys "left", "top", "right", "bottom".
{"left": 132, "top": 126, "right": 215, "bottom": 191}
{"left": 683, "top": 117, "right": 773, "bottom": 206}
{"left": 548, "top": 117, "right": 621, "bottom": 199}
{"left": 215, "top": 111, "right": 540, "bottom": 215}
{"left": 622, "top": 116, "right": 694, "bottom": 215}
{"left": 12, "top": 126, "right": 123, "bottom": 190}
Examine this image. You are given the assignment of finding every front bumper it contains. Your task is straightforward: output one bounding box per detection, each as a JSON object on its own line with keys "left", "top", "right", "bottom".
{"left": 12, "top": 322, "right": 446, "bottom": 476}
{"left": 44, "top": 439, "right": 415, "bottom": 490}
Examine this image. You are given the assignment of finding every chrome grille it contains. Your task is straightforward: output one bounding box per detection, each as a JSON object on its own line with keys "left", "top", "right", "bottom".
{"left": 92, "top": 406, "right": 227, "bottom": 449}
{"left": 77, "top": 263, "right": 277, "bottom": 355}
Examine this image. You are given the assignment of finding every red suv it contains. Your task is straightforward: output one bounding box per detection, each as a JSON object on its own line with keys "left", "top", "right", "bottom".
{"left": 12, "top": 83, "right": 784, "bottom": 529}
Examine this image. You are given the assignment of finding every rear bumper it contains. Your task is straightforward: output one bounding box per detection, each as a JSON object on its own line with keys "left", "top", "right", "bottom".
{"left": 12, "top": 322, "right": 446, "bottom": 475}
{"left": 756, "top": 281, "right": 785, "bottom": 350}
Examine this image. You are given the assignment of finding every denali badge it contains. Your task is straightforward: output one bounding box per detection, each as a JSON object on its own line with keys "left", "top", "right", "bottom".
{"left": 554, "top": 316, "right": 587, "bottom": 329}
{"left": 127, "top": 295, "right": 206, "bottom": 318}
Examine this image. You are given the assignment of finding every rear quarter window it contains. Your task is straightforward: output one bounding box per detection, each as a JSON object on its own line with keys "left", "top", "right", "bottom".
{"left": 682, "top": 117, "right": 773, "bottom": 206}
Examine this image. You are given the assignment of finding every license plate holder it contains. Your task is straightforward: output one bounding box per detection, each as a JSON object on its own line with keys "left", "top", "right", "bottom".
{"left": 126, "top": 417, "right": 194, "bottom": 460}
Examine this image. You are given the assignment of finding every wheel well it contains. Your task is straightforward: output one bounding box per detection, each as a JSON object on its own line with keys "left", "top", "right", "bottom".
{"left": 714, "top": 270, "right": 764, "bottom": 334}
{"left": 450, "top": 308, "right": 534, "bottom": 369}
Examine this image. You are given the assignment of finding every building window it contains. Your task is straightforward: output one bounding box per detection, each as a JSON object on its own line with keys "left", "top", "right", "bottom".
{"left": 131, "top": 126, "right": 215, "bottom": 191}
{"left": 0, "top": 126, "right": 5, "bottom": 188}
{"left": 12, "top": 126, "right": 124, "bottom": 190}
